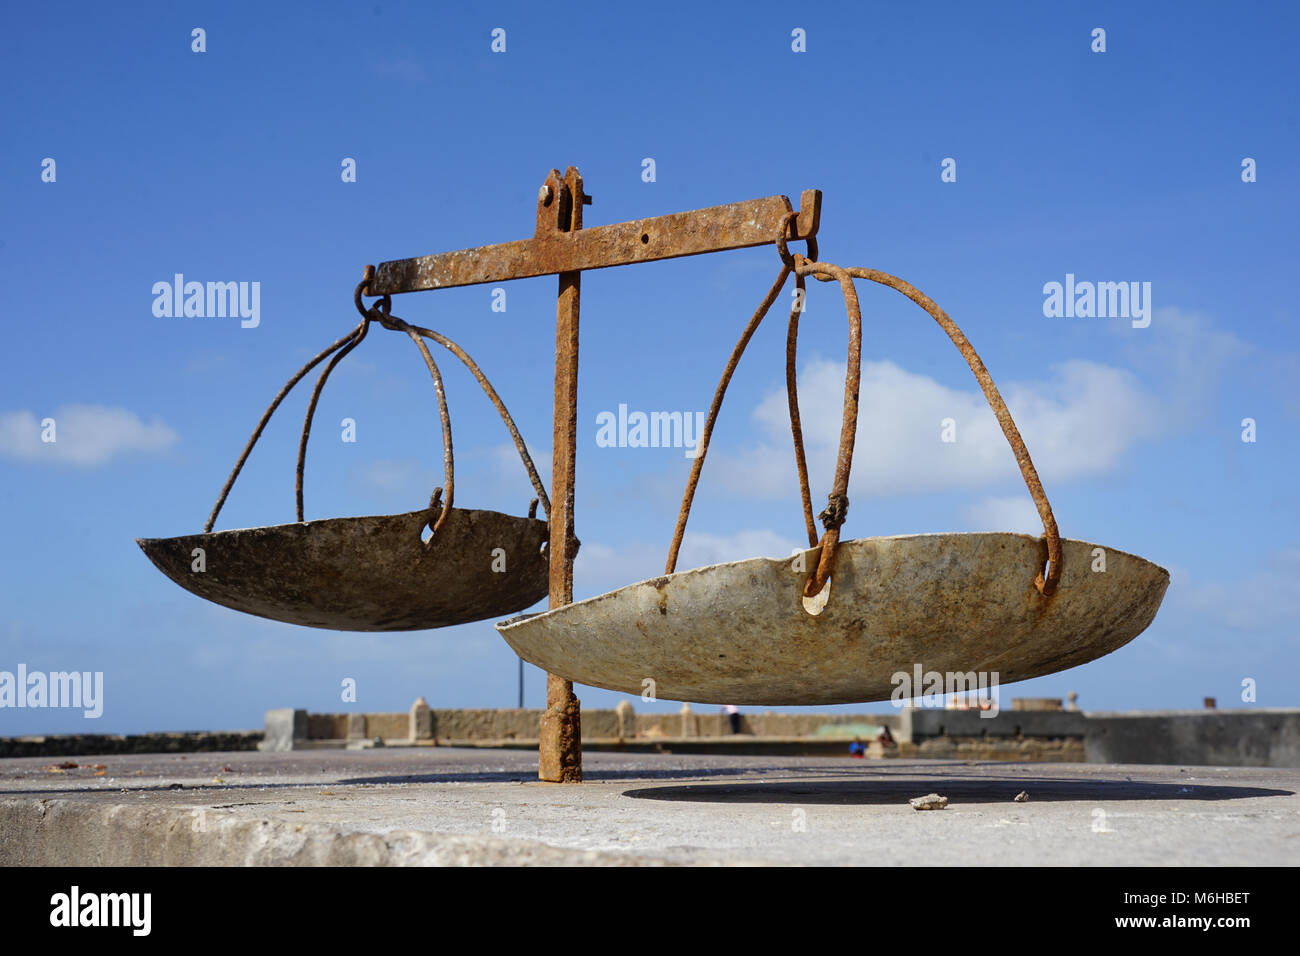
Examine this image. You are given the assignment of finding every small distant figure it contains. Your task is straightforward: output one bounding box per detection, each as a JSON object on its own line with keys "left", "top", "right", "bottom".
{"left": 878, "top": 726, "right": 896, "bottom": 748}
{"left": 724, "top": 703, "right": 740, "bottom": 734}
{"left": 848, "top": 737, "right": 866, "bottom": 758}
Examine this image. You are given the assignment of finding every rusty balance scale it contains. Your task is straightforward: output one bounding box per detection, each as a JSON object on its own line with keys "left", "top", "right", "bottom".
{"left": 138, "top": 168, "right": 1169, "bottom": 782}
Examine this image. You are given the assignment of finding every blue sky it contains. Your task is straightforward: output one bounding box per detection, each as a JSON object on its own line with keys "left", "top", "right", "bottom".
{"left": 2, "top": 1, "right": 1297, "bottom": 734}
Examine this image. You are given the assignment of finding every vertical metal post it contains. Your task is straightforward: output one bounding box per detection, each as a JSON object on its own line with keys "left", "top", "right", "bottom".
{"left": 539, "top": 166, "right": 585, "bottom": 782}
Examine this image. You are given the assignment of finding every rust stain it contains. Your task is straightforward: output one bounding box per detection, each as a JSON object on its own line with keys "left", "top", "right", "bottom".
{"left": 371, "top": 192, "right": 821, "bottom": 294}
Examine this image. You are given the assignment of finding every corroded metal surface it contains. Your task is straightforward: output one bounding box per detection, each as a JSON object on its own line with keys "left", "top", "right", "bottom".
{"left": 497, "top": 533, "right": 1169, "bottom": 706}
{"left": 371, "top": 190, "right": 822, "bottom": 294}
{"left": 138, "top": 508, "right": 549, "bottom": 631}
{"left": 540, "top": 166, "right": 585, "bottom": 783}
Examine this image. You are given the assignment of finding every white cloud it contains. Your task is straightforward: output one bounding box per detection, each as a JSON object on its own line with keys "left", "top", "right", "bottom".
{"left": 691, "top": 306, "right": 1258, "bottom": 505}
{"left": 1117, "top": 306, "right": 1251, "bottom": 421}
{"left": 573, "top": 528, "right": 802, "bottom": 599}
{"left": 675, "top": 528, "right": 804, "bottom": 568}
{"left": 0, "top": 405, "right": 176, "bottom": 466}
{"left": 573, "top": 541, "right": 662, "bottom": 597}
{"left": 718, "top": 356, "right": 1159, "bottom": 500}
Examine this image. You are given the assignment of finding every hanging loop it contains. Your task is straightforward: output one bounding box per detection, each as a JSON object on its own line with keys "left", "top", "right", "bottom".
{"left": 775, "top": 210, "right": 818, "bottom": 269}
{"left": 369, "top": 297, "right": 406, "bottom": 333}
{"left": 354, "top": 268, "right": 391, "bottom": 323}
{"left": 786, "top": 271, "right": 818, "bottom": 548}
{"left": 296, "top": 305, "right": 553, "bottom": 530}
{"left": 676, "top": 247, "right": 1060, "bottom": 600}
{"left": 796, "top": 260, "right": 1063, "bottom": 597}
{"left": 792, "top": 260, "right": 862, "bottom": 599}
{"left": 297, "top": 273, "right": 454, "bottom": 537}
{"left": 294, "top": 268, "right": 552, "bottom": 535}
{"left": 297, "top": 304, "right": 457, "bottom": 542}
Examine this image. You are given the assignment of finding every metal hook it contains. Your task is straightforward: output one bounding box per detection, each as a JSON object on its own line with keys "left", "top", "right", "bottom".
{"left": 423, "top": 487, "right": 444, "bottom": 543}
{"left": 355, "top": 266, "right": 393, "bottom": 322}
{"left": 775, "top": 211, "right": 818, "bottom": 268}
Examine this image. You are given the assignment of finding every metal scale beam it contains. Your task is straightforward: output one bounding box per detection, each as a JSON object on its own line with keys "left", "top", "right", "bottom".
{"left": 370, "top": 168, "right": 822, "bottom": 782}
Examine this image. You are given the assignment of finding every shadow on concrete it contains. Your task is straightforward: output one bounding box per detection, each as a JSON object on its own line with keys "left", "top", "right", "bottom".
{"left": 622, "top": 777, "right": 1294, "bottom": 805}
{"left": 7, "top": 756, "right": 1294, "bottom": 800}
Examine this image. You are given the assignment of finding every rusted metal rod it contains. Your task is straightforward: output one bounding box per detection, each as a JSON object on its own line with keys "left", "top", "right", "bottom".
{"left": 539, "top": 167, "right": 584, "bottom": 783}
{"left": 371, "top": 191, "right": 821, "bottom": 295}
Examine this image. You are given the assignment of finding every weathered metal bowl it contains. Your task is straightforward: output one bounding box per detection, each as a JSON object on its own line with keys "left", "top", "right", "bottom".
{"left": 138, "top": 507, "right": 550, "bottom": 631}
{"left": 497, "top": 532, "right": 1169, "bottom": 705}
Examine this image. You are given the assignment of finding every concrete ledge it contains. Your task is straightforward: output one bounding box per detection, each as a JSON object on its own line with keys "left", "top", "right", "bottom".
{"left": 0, "top": 731, "right": 262, "bottom": 759}
{"left": 1085, "top": 709, "right": 1300, "bottom": 767}
{"left": 280, "top": 736, "right": 894, "bottom": 758}
{"left": 257, "top": 705, "right": 904, "bottom": 751}
{"left": 901, "top": 708, "right": 1086, "bottom": 740}
{"left": 0, "top": 798, "right": 665, "bottom": 866}
{"left": 10, "top": 709, "right": 1298, "bottom": 768}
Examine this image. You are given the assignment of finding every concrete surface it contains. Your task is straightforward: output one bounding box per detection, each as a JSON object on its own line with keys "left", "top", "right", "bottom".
{"left": 2, "top": 749, "right": 1296, "bottom": 866}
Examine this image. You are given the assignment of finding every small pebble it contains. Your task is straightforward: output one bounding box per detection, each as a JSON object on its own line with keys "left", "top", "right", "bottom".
{"left": 909, "top": 793, "right": 948, "bottom": 810}
{"left": 1014, "top": 791, "right": 1028, "bottom": 802}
